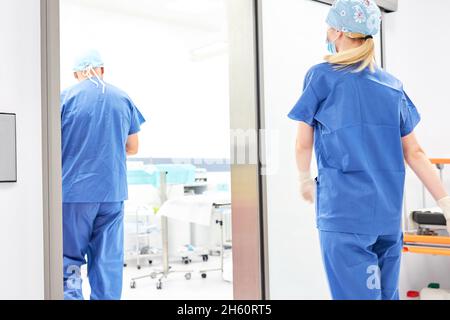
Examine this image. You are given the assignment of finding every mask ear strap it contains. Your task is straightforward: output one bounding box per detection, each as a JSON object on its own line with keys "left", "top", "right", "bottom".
{"left": 83, "top": 65, "right": 99, "bottom": 88}
{"left": 91, "top": 66, "right": 106, "bottom": 94}
{"left": 330, "top": 30, "right": 341, "bottom": 43}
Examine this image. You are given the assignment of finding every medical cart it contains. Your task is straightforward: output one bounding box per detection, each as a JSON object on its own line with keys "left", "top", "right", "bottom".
{"left": 130, "top": 172, "right": 232, "bottom": 290}
{"left": 198, "top": 202, "right": 232, "bottom": 281}
{"left": 124, "top": 166, "right": 164, "bottom": 270}
{"left": 403, "top": 158, "right": 450, "bottom": 256}
{"left": 130, "top": 172, "right": 194, "bottom": 289}
{"left": 124, "top": 204, "right": 161, "bottom": 270}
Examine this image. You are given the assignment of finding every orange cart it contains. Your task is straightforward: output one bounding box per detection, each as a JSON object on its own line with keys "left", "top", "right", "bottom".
{"left": 403, "top": 159, "right": 450, "bottom": 257}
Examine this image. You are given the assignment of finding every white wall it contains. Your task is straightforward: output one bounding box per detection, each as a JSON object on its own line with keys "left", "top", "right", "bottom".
{"left": 384, "top": 0, "right": 450, "bottom": 297}
{"left": 0, "top": 1, "right": 44, "bottom": 299}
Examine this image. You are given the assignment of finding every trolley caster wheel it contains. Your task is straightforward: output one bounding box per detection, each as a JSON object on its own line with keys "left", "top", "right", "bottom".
{"left": 185, "top": 273, "right": 192, "bottom": 281}
{"left": 156, "top": 281, "right": 162, "bottom": 290}
{"left": 130, "top": 281, "right": 136, "bottom": 289}
{"left": 150, "top": 272, "right": 157, "bottom": 279}
{"left": 137, "top": 265, "right": 141, "bottom": 270}
{"left": 148, "top": 260, "right": 153, "bottom": 265}
{"left": 124, "top": 263, "right": 128, "bottom": 268}
{"left": 201, "top": 273, "right": 207, "bottom": 279}
{"left": 202, "top": 255, "right": 209, "bottom": 262}
{"left": 182, "top": 257, "right": 191, "bottom": 265}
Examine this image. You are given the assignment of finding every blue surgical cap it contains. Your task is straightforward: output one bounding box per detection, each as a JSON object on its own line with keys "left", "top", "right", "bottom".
{"left": 73, "top": 49, "right": 104, "bottom": 72}
{"left": 326, "top": 0, "right": 382, "bottom": 36}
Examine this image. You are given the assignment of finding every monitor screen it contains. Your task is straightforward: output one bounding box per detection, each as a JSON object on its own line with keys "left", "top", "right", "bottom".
{"left": 0, "top": 113, "right": 17, "bottom": 182}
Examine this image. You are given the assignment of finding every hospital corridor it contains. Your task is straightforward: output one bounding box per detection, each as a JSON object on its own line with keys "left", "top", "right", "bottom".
{"left": 0, "top": 0, "right": 450, "bottom": 306}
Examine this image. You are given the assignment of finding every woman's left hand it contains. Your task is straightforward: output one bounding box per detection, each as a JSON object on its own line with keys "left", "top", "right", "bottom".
{"left": 437, "top": 196, "right": 450, "bottom": 235}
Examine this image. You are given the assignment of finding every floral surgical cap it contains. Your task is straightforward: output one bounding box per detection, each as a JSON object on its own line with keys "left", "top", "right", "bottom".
{"left": 326, "top": 0, "right": 382, "bottom": 36}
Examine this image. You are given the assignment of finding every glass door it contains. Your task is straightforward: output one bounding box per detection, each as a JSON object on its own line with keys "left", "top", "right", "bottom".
{"left": 260, "top": 0, "right": 383, "bottom": 299}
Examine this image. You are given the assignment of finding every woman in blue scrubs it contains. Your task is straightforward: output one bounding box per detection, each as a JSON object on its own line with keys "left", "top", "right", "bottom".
{"left": 289, "top": 0, "right": 450, "bottom": 300}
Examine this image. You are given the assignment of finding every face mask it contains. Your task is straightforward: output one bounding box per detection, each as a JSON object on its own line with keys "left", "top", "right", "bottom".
{"left": 326, "top": 40, "right": 337, "bottom": 54}
{"left": 326, "top": 32, "right": 339, "bottom": 54}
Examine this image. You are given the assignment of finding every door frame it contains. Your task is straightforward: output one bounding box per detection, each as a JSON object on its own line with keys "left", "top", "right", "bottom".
{"left": 41, "top": 0, "right": 63, "bottom": 300}
{"left": 228, "top": 0, "right": 266, "bottom": 300}
{"left": 316, "top": 0, "right": 398, "bottom": 12}
{"left": 41, "top": 0, "right": 267, "bottom": 300}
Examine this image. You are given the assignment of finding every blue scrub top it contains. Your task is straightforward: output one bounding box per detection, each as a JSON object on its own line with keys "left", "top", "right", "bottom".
{"left": 61, "top": 79, "right": 146, "bottom": 203}
{"left": 288, "top": 63, "right": 421, "bottom": 235}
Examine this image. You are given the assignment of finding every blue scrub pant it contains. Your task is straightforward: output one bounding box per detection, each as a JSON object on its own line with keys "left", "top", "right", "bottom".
{"left": 63, "top": 202, "right": 124, "bottom": 300}
{"left": 319, "top": 231, "right": 403, "bottom": 300}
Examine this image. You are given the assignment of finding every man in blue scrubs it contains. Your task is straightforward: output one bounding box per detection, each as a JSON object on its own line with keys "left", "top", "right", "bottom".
{"left": 61, "top": 50, "right": 145, "bottom": 300}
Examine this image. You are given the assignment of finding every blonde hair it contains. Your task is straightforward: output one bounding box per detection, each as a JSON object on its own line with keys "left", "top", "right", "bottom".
{"left": 324, "top": 32, "right": 376, "bottom": 73}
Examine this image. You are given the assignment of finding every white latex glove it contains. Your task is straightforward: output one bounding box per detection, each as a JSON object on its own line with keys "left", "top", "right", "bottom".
{"left": 299, "top": 171, "right": 315, "bottom": 204}
{"left": 437, "top": 196, "right": 450, "bottom": 235}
